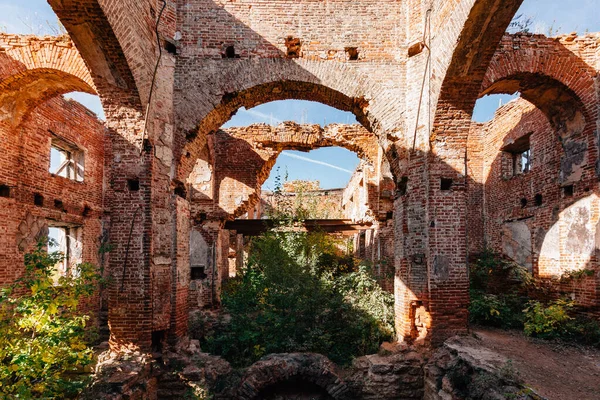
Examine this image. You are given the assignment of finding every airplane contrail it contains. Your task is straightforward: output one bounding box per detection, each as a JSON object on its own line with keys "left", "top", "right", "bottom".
{"left": 280, "top": 152, "right": 354, "bottom": 174}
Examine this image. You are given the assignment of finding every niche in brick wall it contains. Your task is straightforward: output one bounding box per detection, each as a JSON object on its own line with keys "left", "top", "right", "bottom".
{"left": 223, "top": 45, "right": 239, "bottom": 59}
{"left": 285, "top": 36, "right": 302, "bottom": 58}
{"left": 0, "top": 184, "right": 10, "bottom": 198}
{"left": 345, "top": 47, "right": 359, "bottom": 61}
{"left": 164, "top": 39, "right": 177, "bottom": 55}
{"left": 34, "top": 193, "right": 44, "bottom": 206}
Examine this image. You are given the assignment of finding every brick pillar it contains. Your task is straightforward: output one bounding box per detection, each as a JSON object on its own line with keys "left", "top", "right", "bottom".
{"left": 170, "top": 197, "right": 190, "bottom": 339}
{"left": 426, "top": 150, "right": 469, "bottom": 344}
{"left": 236, "top": 233, "right": 245, "bottom": 272}
{"left": 105, "top": 110, "right": 154, "bottom": 350}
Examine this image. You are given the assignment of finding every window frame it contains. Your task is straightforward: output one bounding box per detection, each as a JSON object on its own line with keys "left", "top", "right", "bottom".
{"left": 49, "top": 133, "right": 85, "bottom": 182}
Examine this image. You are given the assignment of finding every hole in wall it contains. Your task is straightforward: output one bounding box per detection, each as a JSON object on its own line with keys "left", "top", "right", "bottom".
{"left": 174, "top": 181, "right": 187, "bottom": 199}
{"left": 563, "top": 185, "right": 574, "bottom": 197}
{"left": 223, "top": 45, "right": 239, "bottom": 59}
{"left": 164, "top": 39, "right": 177, "bottom": 55}
{"left": 285, "top": 36, "right": 301, "bottom": 58}
{"left": 345, "top": 47, "right": 359, "bottom": 60}
{"left": 440, "top": 178, "right": 453, "bottom": 191}
{"left": 0, "top": 184, "right": 10, "bottom": 198}
{"left": 128, "top": 179, "right": 140, "bottom": 192}
{"left": 34, "top": 193, "right": 44, "bottom": 206}
{"left": 534, "top": 194, "right": 543, "bottom": 206}
{"left": 386, "top": 211, "right": 393, "bottom": 220}
{"left": 396, "top": 176, "right": 408, "bottom": 197}
{"left": 191, "top": 265, "right": 208, "bottom": 280}
{"left": 54, "top": 199, "right": 64, "bottom": 210}
{"left": 82, "top": 205, "right": 91, "bottom": 217}
{"left": 520, "top": 198, "right": 528, "bottom": 208}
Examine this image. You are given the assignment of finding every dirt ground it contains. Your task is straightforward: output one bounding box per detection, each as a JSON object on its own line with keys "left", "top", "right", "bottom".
{"left": 473, "top": 328, "right": 600, "bottom": 400}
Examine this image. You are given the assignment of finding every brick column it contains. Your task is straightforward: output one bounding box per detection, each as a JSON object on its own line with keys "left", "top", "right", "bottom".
{"left": 105, "top": 108, "right": 154, "bottom": 350}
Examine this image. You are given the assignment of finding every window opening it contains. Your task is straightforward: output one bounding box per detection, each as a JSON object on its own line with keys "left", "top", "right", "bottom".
{"left": 49, "top": 135, "right": 84, "bottom": 181}
{"left": 47, "top": 225, "right": 82, "bottom": 284}
{"left": 502, "top": 133, "right": 532, "bottom": 177}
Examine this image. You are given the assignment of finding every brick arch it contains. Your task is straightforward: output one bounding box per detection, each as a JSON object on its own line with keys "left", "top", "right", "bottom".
{"left": 0, "top": 34, "right": 96, "bottom": 125}
{"left": 480, "top": 34, "right": 598, "bottom": 133}
{"left": 228, "top": 122, "right": 379, "bottom": 165}
{"left": 176, "top": 59, "right": 404, "bottom": 182}
{"left": 47, "top": 0, "right": 145, "bottom": 108}
{"left": 236, "top": 353, "right": 350, "bottom": 400}
{"left": 210, "top": 122, "right": 381, "bottom": 219}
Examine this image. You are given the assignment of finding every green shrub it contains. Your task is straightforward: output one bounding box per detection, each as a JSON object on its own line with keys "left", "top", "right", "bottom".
{"left": 0, "top": 240, "right": 101, "bottom": 398}
{"left": 468, "top": 250, "right": 530, "bottom": 329}
{"left": 523, "top": 298, "right": 600, "bottom": 347}
{"left": 469, "top": 291, "right": 525, "bottom": 329}
{"left": 202, "top": 231, "right": 394, "bottom": 368}
{"left": 523, "top": 298, "right": 574, "bottom": 338}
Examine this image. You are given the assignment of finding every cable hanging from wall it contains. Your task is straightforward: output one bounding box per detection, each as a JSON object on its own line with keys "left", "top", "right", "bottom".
{"left": 412, "top": 8, "right": 433, "bottom": 152}
{"left": 140, "top": 0, "right": 168, "bottom": 155}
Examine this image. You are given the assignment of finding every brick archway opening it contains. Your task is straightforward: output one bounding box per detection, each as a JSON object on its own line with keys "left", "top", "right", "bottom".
{"left": 236, "top": 353, "right": 350, "bottom": 400}
{"left": 480, "top": 72, "right": 589, "bottom": 135}
{"left": 0, "top": 68, "right": 96, "bottom": 126}
{"left": 178, "top": 80, "right": 377, "bottom": 185}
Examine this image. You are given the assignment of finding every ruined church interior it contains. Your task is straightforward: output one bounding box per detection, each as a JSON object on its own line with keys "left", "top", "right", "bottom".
{"left": 0, "top": 0, "right": 600, "bottom": 398}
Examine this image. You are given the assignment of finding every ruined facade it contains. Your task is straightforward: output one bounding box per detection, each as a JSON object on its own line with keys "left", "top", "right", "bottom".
{"left": 0, "top": 2, "right": 598, "bottom": 387}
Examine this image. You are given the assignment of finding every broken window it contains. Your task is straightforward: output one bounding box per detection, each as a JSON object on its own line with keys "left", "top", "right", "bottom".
{"left": 47, "top": 225, "right": 83, "bottom": 284}
{"left": 49, "top": 134, "right": 84, "bottom": 181}
{"left": 502, "top": 133, "right": 532, "bottom": 177}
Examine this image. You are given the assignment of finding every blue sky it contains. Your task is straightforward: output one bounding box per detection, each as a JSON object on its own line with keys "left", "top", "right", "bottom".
{"left": 2, "top": 0, "right": 599, "bottom": 188}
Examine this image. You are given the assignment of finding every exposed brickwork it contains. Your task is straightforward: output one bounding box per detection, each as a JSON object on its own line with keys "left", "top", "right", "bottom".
{"left": 195, "top": 122, "right": 380, "bottom": 220}
{"left": 4, "top": 0, "right": 600, "bottom": 358}
{"left": 0, "top": 94, "right": 106, "bottom": 318}
{"left": 469, "top": 98, "right": 600, "bottom": 317}
{"left": 0, "top": 34, "right": 96, "bottom": 125}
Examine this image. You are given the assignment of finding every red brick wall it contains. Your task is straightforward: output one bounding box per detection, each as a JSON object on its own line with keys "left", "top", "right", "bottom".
{"left": 470, "top": 98, "right": 600, "bottom": 315}
{"left": 0, "top": 95, "right": 106, "bottom": 317}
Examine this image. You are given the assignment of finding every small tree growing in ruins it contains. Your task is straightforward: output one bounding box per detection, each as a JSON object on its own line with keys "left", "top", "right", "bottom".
{"left": 0, "top": 240, "right": 101, "bottom": 398}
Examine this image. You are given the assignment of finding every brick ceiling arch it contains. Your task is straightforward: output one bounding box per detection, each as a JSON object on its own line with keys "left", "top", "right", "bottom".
{"left": 480, "top": 34, "right": 598, "bottom": 133}
{"left": 430, "top": 0, "right": 524, "bottom": 144}
{"left": 0, "top": 34, "right": 96, "bottom": 126}
{"left": 210, "top": 122, "right": 382, "bottom": 219}
{"left": 47, "top": 0, "right": 146, "bottom": 109}
{"left": 177, "top": 73, "right": 395, "bottom": 184}
{"left": 236, "top": 353, "right": 350, "bottom": 400}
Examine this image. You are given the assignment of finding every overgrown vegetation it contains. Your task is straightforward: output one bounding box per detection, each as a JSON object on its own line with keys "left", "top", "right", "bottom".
{"left": 0, "top": 240, "right": 101, "bottom": 398}
{"left": 200, "top": 173, "right": 394, "bottom": 368}
{"left": 469, "top": 250, "right": 531, "bottom": 329}
{"left": 469, "top": 250, "right": 600, "bottom": 347}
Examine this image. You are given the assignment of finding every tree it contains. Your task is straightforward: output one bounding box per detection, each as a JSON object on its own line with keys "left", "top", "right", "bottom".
{"left": 0, "top": 240, "right": 101, "bottom": 398}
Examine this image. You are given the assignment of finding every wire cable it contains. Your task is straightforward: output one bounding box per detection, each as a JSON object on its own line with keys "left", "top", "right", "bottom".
{"left": 140, "top": 0, "right": 168, "bottom": 155}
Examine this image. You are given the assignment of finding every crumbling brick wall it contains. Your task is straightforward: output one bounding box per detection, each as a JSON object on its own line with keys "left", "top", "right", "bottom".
{"left": 470, "top": 98, "right": 600, "bottom": 316}
{"left": 201, "top": 122, "right": 380, "bottom": 220}
{"left": 467, "top": 33, "right": 600, "bottom": 317}
{"left": 0, "top": 95, "right": 107, "bottom": 318}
